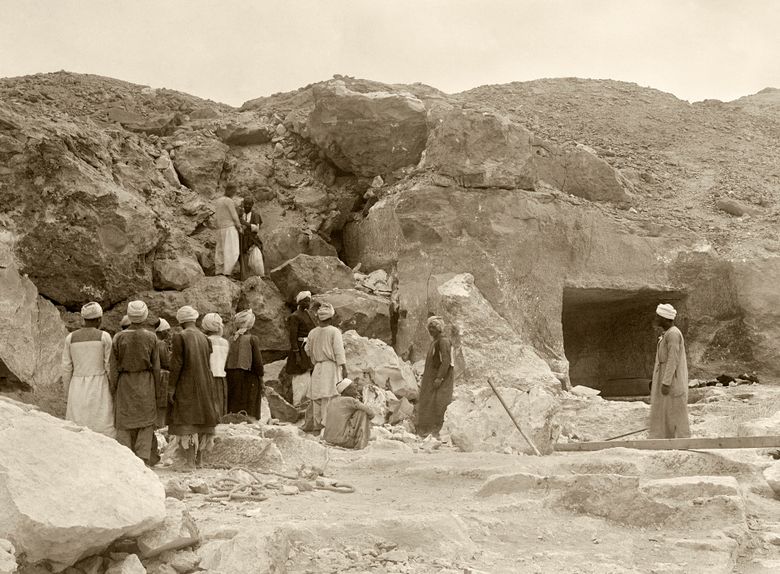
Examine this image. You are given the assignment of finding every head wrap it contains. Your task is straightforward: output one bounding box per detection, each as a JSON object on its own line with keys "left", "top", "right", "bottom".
{"left": 426, "top": 316, "right": 445, "bottom": 332}
{"left": 127, "top": 300, "right": 149, "bottom": 323}
{"left": 232, "top": 309, "right": 256, "bottom": 340}
{"left": 120, "top": 315, "right": 131, "bottom": 329}
{"left": 81, "top": 302, "right": 103, "bottom": 320}
{"left": 336, "top": 378, "right": 354, "bottom": 394}
{"left": 156, "top": 318, "right": 171, "bottom": 332}
{"left": 656, "top": 303, "right": 677, "bottom": 320}
{"left": 176, "top": 305, "right": 199, "bottom": 324}
{"left": 296, "top": 291, "right": 312, "bottom": 304}
{"left": 317, "top": 302, "right": 335, "bottom": 321}
{"left": 202, "top": 313, "right": 224, "bottom": 335}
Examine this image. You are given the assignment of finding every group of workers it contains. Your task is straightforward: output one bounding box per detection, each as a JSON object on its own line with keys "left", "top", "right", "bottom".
{"left": 61, "top": 285, "right": 457, "bottom": 467}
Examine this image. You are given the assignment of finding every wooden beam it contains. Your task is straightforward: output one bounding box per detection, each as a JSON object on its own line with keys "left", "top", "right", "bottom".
{"left": 554, "top": 435, "right": 780, "bottom": 452}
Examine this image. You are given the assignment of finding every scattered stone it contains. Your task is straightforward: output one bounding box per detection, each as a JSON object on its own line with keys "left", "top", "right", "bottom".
{"left": 187, "top": 480, "right": 209, "bottom": 495}
{"left": 389, "top": 397, "right": 414, "bottom": 425}
{"left": 280, "top": 485, "right": 300, "bottom": 496}
{"left": 164, "top": 480, "right": 188, "bottom": 501}
{"left": 158, "top": 549, "right": 200, "bottom": 574}
{"left": 379, "top": 548, "right": 409, "bottom": 562}
{"left": 198, "top": 528, "right": 288, "bottom": 574}
{"left": 716, "top": 198, "right": 758, "bottom": 217}
{"left": 104, "top": 554, "right": 146, "bottom": 574}
{"left": 0, "top": 398, "right": 165, "bottom": 570}
{"left": 136, "top": 498, "right": 199, "bottom": 559}
{"left": 371, "top": 175, "right": 384, "bottom": 188}
{"left": 570, "top": 385, "right": 601, "bottom": 397}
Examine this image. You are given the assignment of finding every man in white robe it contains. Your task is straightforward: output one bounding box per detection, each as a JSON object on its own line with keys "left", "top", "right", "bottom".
{"left": 62, "top": 302, "right": 115, "bottom": 437}
{"left": 305, "top": 302, "right": 347, "bottom": 429}
{"left": 649, "top": 303, "right": 690, "bottom": 439}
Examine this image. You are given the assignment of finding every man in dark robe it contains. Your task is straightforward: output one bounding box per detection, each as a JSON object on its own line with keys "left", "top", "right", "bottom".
{"left": 168, "top": 305, "right": 220, "bottom": 469}
{"left": 154, "top": 318, "right": 172, "bottom": 428}
{"left": 287, "top": 291, "right": 316, "bottom": 406}
{"left": 239, "top": 196, "right": 264, "bottom": 279}
{"left": 415, "top": 316, "right": 454, "bottom": 438}
{"left": 110, "top": 300, "right": 161, "bottom": 465}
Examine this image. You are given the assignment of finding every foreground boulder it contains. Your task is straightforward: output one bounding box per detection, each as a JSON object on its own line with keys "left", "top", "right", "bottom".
{"left": 0, "top": 265, "right": 68, "bottom": 412}
{"left": 313, "top": 289, "right": 392, "bottom": 344}
{"left": 269, "top": 254, "right": 354, "bottom": 303}
{"left": 343, "top": 331, "right": 418, "bottom": 399}
{"left": 307, "top": 80, "right": 428, "bottom": 177}
{"left": 436, "top": 274, "right": 560, "bottom": 390}
{"left": 443, "top": 385, "right": 560, "bottom": 454}
{"left": 0, "top": 398, "right": 165, "bottom": 570}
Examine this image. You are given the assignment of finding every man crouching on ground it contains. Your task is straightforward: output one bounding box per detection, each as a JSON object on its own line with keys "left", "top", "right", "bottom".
{"left": 323, "top": 378, "right": 374, "bottom": 450}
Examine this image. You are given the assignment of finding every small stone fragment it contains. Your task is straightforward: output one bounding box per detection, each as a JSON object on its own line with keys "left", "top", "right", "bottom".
{"left": 187, "top": 480, "right": 209, "bottom": 495}
{"left": 136, "top": 498, "right": 199, "bottom": 559}
{"left": 104, "top": 554, "right": 146, "bottom": 574}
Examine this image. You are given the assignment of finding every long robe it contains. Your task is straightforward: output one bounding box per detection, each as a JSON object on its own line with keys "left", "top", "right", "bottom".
{"left": 226, "top": 334, "right": 264, "bottom": 418}
{"left": 287, "top": 308, "right": 315, "bottom": 405}
{"left": 305, "top": 325, "right": 346, "bottom": 428}
{"left": 323, "top": 396, "right": 373, "bottom": 449}
{"left": 416, "top": 335, "right": 454, "bottom": 437}
{"left": 110, "top": 327, "right": 160, "bottom": 431}
{"left": 62, "top": 327, "right": 115, "bottom": 437}
{"left": 649, "top": 325, "right": 691, "bottom": 439}
{"left": 208, "top": 334, "right": 230, "bottom": 418}
{"left": 239, "top": 209, "right": 264, "bottom": 279}
{"left": 156, "top": 338, "right": 171, "bottom": 428}
{"left": 168, "top": 326, "right": 219, "bottom": 435}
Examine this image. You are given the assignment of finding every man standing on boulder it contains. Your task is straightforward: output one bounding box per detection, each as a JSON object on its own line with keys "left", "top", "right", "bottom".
{"left": 213, "top": 184, "right": 242, "bottom": 276}
{"left": 649, "top": 303, "right": 690, "bottom": 439}
{"left": 168, "top": 306, "right": 220, "bottom": 469}
{"left": 110, "top": 300, "right": 161, "bottom": 464}
{"left": 62, "top": 302, "right": 115, "bottom": 438}
{"left": 238, "top": 195, "right": 264, "bottom": 279}
{"left": 287, "top": 291, "right": 316, "bottom": 406}
{"left": 305, "top": 302, "right": 347, "bottom": 429}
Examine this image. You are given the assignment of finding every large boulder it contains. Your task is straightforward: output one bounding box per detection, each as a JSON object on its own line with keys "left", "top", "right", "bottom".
{"left": 442, "top": 385, "right": 560, "bottom": 454}
{"left": 0, "top": 265, "right": 68, "bottom": 413}
{"left": 342, "top": 330, "right": 418, "bottom": 400}
{"left": 152, "top": 256, "right": 204, "bottom": 291}
{"left": 0, "top": 103, "right": 163, "bottom": 307}
{"left": 102, "top": 276, "right": 241, "bottom": 333}
{"left": 269, "top": 254, "right": 354, "bottom": 303}
{"left": 313, "top": 289, "right": 392, "bottom": 344}
{"left": 307, "top": 80, "right": 428, "bottom": 177}
{"left": 0, "top": 398, "right": 166, "bottom": 570}
{"left": 435, "top": 274, "right": 559, "bottom": 390}
{"left": 237, "top": 277, "right": 289, "bottom": 351}
{"left": 215, "top": 116, "right": 274, "bottom": 146}
{"left": 423, "top": 107, "right": 632, "bottom": 203}
{"left": 260, "top": 226, "right": 337, "bottom": 277}
{"left": 171, "top": 138, "right": 228, "bottom": 197}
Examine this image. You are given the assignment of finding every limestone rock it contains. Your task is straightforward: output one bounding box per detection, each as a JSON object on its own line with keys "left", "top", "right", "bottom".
{"left": 265, "top": 388, "right": 299, "bottom": 423}
{"left": 313, "top": 289, "right": 392, "bottom": 344}
{"left": 293, "top": 187, "right": 330, "bottom": 211}
{"left": 308, "top": 80, "right": 428, "bottom": 177}
{"left": 361, "top": 384, "right": 391, "bottom": 425}
{"left": 236, "top": 277, "right": 289, "bottom": 351}
{"left": 158, "top": 549, "right": 200, "bottom": 574}
{"left": 0, "top": 265, "right": 68, "bottom": 412}
{"left": 737, "top": 410, "right": 780, "bottom": 437}
{"left": 443, "top": 385, "right": 560, "bottom": 454}
{"left": 436, "top": 274, "right": 560, "bottom": 390}
{"left": 105, "top": 554, "right": 146, "bottom": 574}
{"left": 74, "top": 555, "right": 104, "bottom": 574}
{"left": 261, "top": 226, "right": 337, "bottom": 271}
{"left": 764, "top": 461, "right": 780, "bottom": 497}
{"left": 216, "top": 120, "right": 274, "bottom": 146}
{"left": 172, "top": 138, "right": 228, "bottom": 197}
{"left": 0, "top": 397, "right": 165, "bottom": 569}
{"left": 269, "top": 254, "right": 354, "bottom": 303}
{"left": 261, "top": 425, "right": 329, "bottom": 471}
{"left": 136, "top": 498, "right": 199, "bottom": 559}
{"left": 342, "top": 330, "right": 418, "bottom": 399}
{"left": 201, "top": 429, "right": 285, "bottom": 471}
{"left": 152, "top": 256, "right": 204, "bottom": 291}
{"left": 0, "top": 540, "right": 15, "bottom": 574}
{"left": 716, "top": 198, "right": 759, "bottom": 217}
{"left": 638, "top": 476, "right": 740, "bottom": 501}
{"left": 733, "top": 258, "right": 780, "bottom": 375}
{"left": 102, "top": 276, "right": 241, "bottom": 333}
{"left": 198, "top": 527, "right": 290, "bottom": 574}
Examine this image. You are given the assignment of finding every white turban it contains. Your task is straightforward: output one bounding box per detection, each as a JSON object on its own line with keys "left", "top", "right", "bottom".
{"left": 232, "top": 309, "right": 256, "bottom": 340}
{"left": 296, "top": 291, "right": 312, "bottom": 304}
{"left": 317, "top": 302, "right": 335, "bottom": 321}
{"left": 127, "top": 300, "right": 148, "bottom": 323}
{"left": 81, "top": 302, "right": 102, "bottom": 320}
{"left": 426, "top": 315, "right": 445, "bottom": 332}
{"left": 336, "top": 378, "right": 354, "bottom": 394}
{"left": 656, "top": 304, "right": 677, "bottom": 320}
{"left": 120, "top": 315, "right": 131, "bottom": 328}
{"left": 156, "top": 318, "right": 171, "bottom": 332}
{"left": 202, "top": 313, "right": 224, "bottom": 335}
{"left": 176, "top": 305, "right": 199, "bottom": 324}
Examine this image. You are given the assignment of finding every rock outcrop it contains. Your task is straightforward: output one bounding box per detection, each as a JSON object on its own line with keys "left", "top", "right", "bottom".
{"left": 307, "top": 80, "right": 428, "bottom": 177}
{"left": 313, "top": 289, "right": 392, "bottom": 344}
{"left": 171, "top": 137, "right": 228, "bottom": 197}
{"left": 269, "top": 254, "right": 354, "bottom": 303}
{"left": 0, "top": 398, "right": 165, "bottom": 570}
{"left": 261, "top": 226, "right": 337, "bottom": 271}
{"left": 152, "top": 256, "right": 204, "bottom": 291}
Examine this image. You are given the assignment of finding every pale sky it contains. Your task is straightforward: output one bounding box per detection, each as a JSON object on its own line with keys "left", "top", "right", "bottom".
{"left": 1, "top": 0, "right": 778, "bottom": 107}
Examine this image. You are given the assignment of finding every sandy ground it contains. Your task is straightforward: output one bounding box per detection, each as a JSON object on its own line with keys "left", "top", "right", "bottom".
{"left": 153, "top": 385, "right": 780, "bottom": 574}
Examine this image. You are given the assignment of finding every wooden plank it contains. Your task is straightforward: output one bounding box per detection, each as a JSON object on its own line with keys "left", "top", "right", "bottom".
{"left": 554, "top": 435, "right": 780, "bottom": 452}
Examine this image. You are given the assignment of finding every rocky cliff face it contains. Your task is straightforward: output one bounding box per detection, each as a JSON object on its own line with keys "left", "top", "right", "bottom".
{"left": 2, "top": 71, "right": 779, "bottom": 415}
